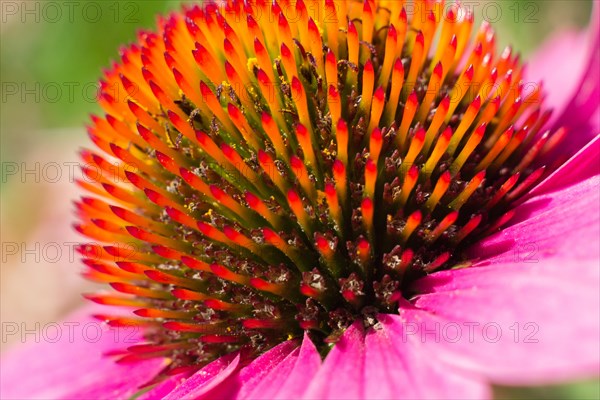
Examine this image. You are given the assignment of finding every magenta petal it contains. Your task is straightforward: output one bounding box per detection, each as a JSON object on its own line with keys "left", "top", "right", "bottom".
{"left": 553, "top": 4, "right": 600, "bottom": 139}
{"left": 240, "top": 348, "right": 301, "bottom": 399}
{"left": 527, "top": 30, "right": 589, "bottom": 121}
{"left": 530, "top": 134, "right": 600, "bottom": 196}
{"left": 371, "top": 314, "right": 491, "bottom": 399}
{"left": 303, "top": 322, "right": 365, "bottom": 399}
{"left": 232, "top": 339, "right": 299, "bottom": 399}
{"left": 138, "top": 375, "right": 182, "bottom": 400}
{"left": 407, "top": 255, "right": 600, "bottom": 384}
{"left": 0, "top": 305, "right": 166, "bottom": 400}
{"left": 158, "top": 353, "right": 240, "bottom": 400}
{"left": 182, "top": 339, "right": 298, "bottom": 399}
{"left": 527, "top": 5, "right": 600, "bottom": 155}
{"left": 469, "top": 175, "right": 599, "bottom": 264}
{"left": 406, "top": 173, "right": 600, "bottom": 384}
{"left": 246, "top": 333, "right": 321, "bottom": 400}
{"left": 363, "top": 323, "right": 417, "bottom": 399}
{"left": 302, "top": 319, "right": 488, "bottom": 399}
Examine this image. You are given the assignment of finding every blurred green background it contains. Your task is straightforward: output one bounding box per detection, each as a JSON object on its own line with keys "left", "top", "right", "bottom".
{"left": 0, "top": 0, "right": 598, "bottom": 398}
{"left": 1, "top": 1, "right": 183, "bottom": 163}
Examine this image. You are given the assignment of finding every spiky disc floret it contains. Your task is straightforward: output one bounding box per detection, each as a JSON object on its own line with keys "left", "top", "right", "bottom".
{"left": 78, "top": 0, "right": 564, "bottom": 377}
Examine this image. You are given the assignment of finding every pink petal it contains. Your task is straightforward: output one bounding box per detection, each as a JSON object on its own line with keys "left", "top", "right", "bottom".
{"left": 158, "top": 353, "right": 240, "bottom": 400}
{"left": 409, "top": 176, "right": 600, "bottom": 383}
{"left": 244, "top": 333, "right": 321, "bottom": 400}
{"left": 303, "top": 322, "right": 365, "bottom": 399}
{"left": 527, "top": 5, "right": 600, "bottom": 152}
{"left": 407, "top": 256, "right": 600, "bottom": 384}
{"left": 527, "top": 30, "right": 589, "bottom": 120}
{"left": 179, "top": 339, "right": 299, "bottom": 399}
{"left": 0, "top": 305, "right": 166, "bottom": 400}
{"left": 139, "top": 375, "right": 183, "bottom": 400}
{"left": 232, "top": 339, "right": 299, "bottom": 399}
{"left": 302, "top": 320, "right": 488, "bottom": 399}
{"left": 366, "top": 317, "right": 490, "bottom": 399}
{"left": 530, "top": 133, "right": 600, "bottom": 196}
{"left": 553, "top": 4, "right": 600, "bottom": 138}
{"left": 469, "top": 175, "right": 599, "bottom": 264}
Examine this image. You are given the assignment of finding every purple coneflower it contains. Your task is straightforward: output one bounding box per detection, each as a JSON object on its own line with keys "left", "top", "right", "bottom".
{"left": 2, "top": 1, "right": 599, "bottom": 399}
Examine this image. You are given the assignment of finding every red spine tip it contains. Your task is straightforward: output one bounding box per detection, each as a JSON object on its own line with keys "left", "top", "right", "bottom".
{"left": 441, "top": 126, "right": 453, "bottom": 140}
{"left": 256, "top": 69, "right": 269, "bottom": 85}
{"left": 357, "top": 239, "right": 370, "bottom": 253}
{"left": 329, "top": 85, "right": 339, "bottom": 98}
{"left": 408, "top": 91, "right": 418, "bottom": 105}
{"left": 291, "top": 77, "right": 302, "bottom": 92}
{"left": 439, "top": 95, "right": 450, "bottom": 110}
{"left": 261, "top": 112, "right": 272, "bottom": 124}
{"left": 388, "top": 24, "right": 397, "bottom": 39}
{"left": 394, "top": 58, "right": 404, "bottom": 73}
{"left": 450, "top": 35, "right": 458, "bottom": 48}
{"left": 296, "top": 123, "right": 308, "bottom": 137}
{"left": 427, "top": 10, "right": 436, "bottom": 22}
{"left": 209, "top": 185, "right": 225, "bottom": 200}
{"left": 257, "top": 149, "right": 272, "bottom": 164}
{"left": 400, "top": 7, "right": 407, "bottom": 21}
{"left": 245, "top": 191, "right": 259, "bottom": 207}
{"left": 326, "top": 49, "right": 336, "bottom": 63}
{"left": 227, "top": 103, "right": 240, "bottom": 117}
{"left": 199, "top": 81, "right": 211, "bottom": 96}
{"left": 308, "top": 18, "right": 319, "bottom": 35}
{"left": 414, "top": 127, "right": 426, "bottom": 142}
{"left": 365, "top": 158, "right": 377, "bottom": 173}
{"left": 223, "top": 38, "right": 234, "bottom": 54}
{"left": 280, "top": 43, "right": 291, "bottom": 57}
{"left": 408, "top": 165, "right": 419, "bottom": 179}
{"left": 374, "top": 86, "right": 385, "bottom": 101}
{"left": 262, "top": 227, "right": 276, "bottom": 241}
{"left": 371, "top": 128, "right": 382, "bottom": 141}
{"left": 324, "top": 183, "right": 336, "bottom": 196}
{"left": 348, "top": 21, "right": 357, "bottom": 36}
{"left": 332, "top": 159, "right": 345, "bottom": 175}
{"left": 440, "top": 170, "right": 452, "bottom": 183}
{"left": 278, "top": 12, "right": 287, "bottom": 27}
{"left": 287, "top": 189, "right": 300, "bottom": 203}
{"left": 416, "top": 31, "right": 425, "bottom": 45}
{"left": 290, "top": 156, "right": 303, "bottom": 169}
{"left": 433, "top": 62, "right": 443, "bottom": 78}
{"left": 361, "top": 198, "right": 373, "bottom": 211}
{"left": 475, "top": 123, "right": 487, "bottom": 137}
{"left": 465, "top": 65, "right": 475, "bottom": 79}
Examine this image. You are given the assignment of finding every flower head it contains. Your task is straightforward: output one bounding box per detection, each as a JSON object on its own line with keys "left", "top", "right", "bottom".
{"left": 74, "top": 0, "right": 592, "bottom": 380}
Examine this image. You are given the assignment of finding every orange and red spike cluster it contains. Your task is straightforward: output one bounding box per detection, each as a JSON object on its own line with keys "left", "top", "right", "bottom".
{"left": 79, "top": 0, "right": 563, "bottom": 375}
